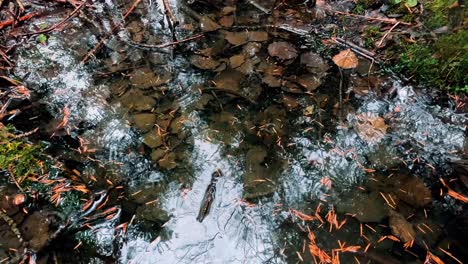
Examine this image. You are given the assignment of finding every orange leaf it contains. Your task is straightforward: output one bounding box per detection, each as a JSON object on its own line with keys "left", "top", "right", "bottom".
{"left": 332, "top": 49, "right": 358, "bottom": 69}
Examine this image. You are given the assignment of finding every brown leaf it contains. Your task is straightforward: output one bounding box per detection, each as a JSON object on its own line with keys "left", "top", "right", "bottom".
{"left": 268, "top": 41, "right": 298, "bottom": 60}
{"left": 332, "top": 49, "right": 358, "bottom": 69}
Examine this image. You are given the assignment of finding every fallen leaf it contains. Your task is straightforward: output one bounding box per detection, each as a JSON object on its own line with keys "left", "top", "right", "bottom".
{"left": 332, "top": 49, "right": 358, "bottom": 69}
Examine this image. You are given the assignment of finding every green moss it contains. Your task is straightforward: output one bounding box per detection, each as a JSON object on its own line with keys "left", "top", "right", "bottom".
{"left": 0, "top": 127, "right": 43, "bottom": 180}
{"left": 424, "top": 0, "right": 457, "bottom": 30}
{"left": 0, "top": 125, "right": 84, "bottom": 214}
{"left": 362, "top": 26, "right": 382, "bottom": 49}
{"left": 353, "top": 0, "right": 373, "bottom": 15}
{"left": 394, "top": 30, "right": 468, "bottom": 91}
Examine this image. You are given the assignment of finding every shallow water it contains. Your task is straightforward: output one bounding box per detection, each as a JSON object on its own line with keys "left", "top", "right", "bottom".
{"left": 9, "top": 0, "right": 468, "bottom": 263}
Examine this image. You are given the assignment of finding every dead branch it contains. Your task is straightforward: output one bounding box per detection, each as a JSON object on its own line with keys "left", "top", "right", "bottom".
{"left": 323, "top": 8, "right": 412, "bottom": 26}
{"left": 377, "top": 22, "right": 401, "bottom": 48}
{"left": 0, "top": 210, "right": 26, "bottom": 248}
{"left": 162, "top": 0, "right": 179, "bottom": 27}
{"left": 126, "top": 33, "right": 204, "bottom": 50}
{"left": 0, "top": 12, "right": 38, "bottom": 30}
{"left": 15, "top": 0, "right": 88, "bottom": 36}
{"left": 334, "top": 37, "right": 376, "bottom": 62}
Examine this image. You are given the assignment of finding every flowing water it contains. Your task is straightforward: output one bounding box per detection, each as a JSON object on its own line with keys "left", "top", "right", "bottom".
{"left": 7, "top": 0, "right": 468, "bottom": 263}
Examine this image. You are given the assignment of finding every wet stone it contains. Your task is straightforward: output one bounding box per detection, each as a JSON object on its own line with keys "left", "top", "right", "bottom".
{"left": 262, "top": 74, "right": 282, "bottom": 88}
{"left": 130, "top": 68, "right": 172, "bottom": 89}
{"left": 136, "top": 204, "right": 170, "bottom": 224}
{"left": 395, "top": 176, "right": 432, "bottom": 207}
{"left": 143, "top": 130, "right": 164, "bottom": 148}
{"left": 132, "top": 113, "right": 156, "bottom": 132}
{"left": 300, "top": 52, "right": 329, "bottom": 76}
{"left": 190, "top": 55, "right": 220, "bottom": 70}
{"left": 120, "top": 89, "right": 156, "bottom": 111}
{"left": 158, "top": 152, "right": 177, "bottom": 170}
{"left": 200, "top": 16, "right": 221, "bottom": 32}
{"left": 388, "top": 210, "right": 416, "bottom": 243}
{"left": 20, "top": 211, "right": 53, "bottom": 251}
{"left": 213, "top": 69, "right": 244, "bottom": 91}
{"left": 219, "top": 16, "right": 234, "bottom": 27}
{"left": 337, "top": 191, "right": 389, "bottom": 222}
{"left": 295, "top": 74, "right": 322, "bottom": 91}
{"left": 229, "top": 54, "right": 245, "bottom": 69}
{"left": 151, "top": 148, "right": 166, "bottom": 162}
{"left": 268, "top": 41, "right": 298, "bottom": 60}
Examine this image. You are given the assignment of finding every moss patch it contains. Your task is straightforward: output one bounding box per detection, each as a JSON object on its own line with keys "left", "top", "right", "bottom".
{"left": 394, "top": 30, "right": 467, "bottom": 91}
{"left": 0, "top": 125, "right": 84, "bottom": 215}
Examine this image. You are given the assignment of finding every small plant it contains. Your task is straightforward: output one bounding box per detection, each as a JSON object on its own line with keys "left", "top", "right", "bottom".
{"left": 37, "top": 34, "right": 47, "bottom": 44}
{"left": 391, "top": 0, "right": 418, "bottom": 8}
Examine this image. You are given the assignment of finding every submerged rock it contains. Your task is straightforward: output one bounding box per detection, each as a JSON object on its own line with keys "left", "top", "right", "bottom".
{"left": 132, "top": 113, "right": 156, "bottom": 132}
{"left": 136, "top": 204, "right": 170, "bottom": 224}
{"left": 395, "top": 176, "right": 432, "bottom": 207}
{"left": 21, "top": 211, "right": 54, "bottom": 251}
{"left": 130, "top": 68, "right": 172, "bottom": 89}
{"left": 268, "top": 41, "right": 298, "bottom": 60}
{"left": 120, "top": 89, "right": 156, "bottom": 111}
{"left": 388, "top": 209, "right": 416, "bottom": 243}
{"left": 337, "top": 191, "right": 389, "bottom": 222}
{"left": 143, "top": 129, "right": 164, "bottom": 148}
{"left": 190, "top": 55, "right": 221, "bottom": 70}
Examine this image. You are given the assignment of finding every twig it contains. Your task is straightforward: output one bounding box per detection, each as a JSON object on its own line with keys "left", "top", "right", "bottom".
{"left": 125, "top": 33, "right": 204, "bottom": 49}
{"left": 0, "top": 210, "right": 26, "bottom": 247}
{"left": 15, "top": 0, "right": 25, "bottom": 13}
{"left": 202, "top": 87, "right": 257, "bottom": 105}
{"left": 81, "top": 0, "right": 142, "bottom": 63}
{"left": 0, "top": 12, "right": 38, "bottom": 30}
{"left": 162, "top": 0, "right": 178, "bottom": 45}
{"left": 334, "top": 37, "right": 376, "bottom": 61}
{"left": 11, "top": 127, "right": 39, "bottom": 139}
{"left": 162, "top": 0, "right": 178, "bottom": 26}
{"left": 247, "top": 0, "right": 270, "bottom": 14}
{"left": 323, "top": 8, "right": 411, "bottom": 25}
{"left": 16, "top": 1, "right": 88, "bottom": 36}
{"left": 377, "top": 22, "right": 400, "bottom": 48}
{"left": 0, "top": 49, "right": 13, "bottom": 66}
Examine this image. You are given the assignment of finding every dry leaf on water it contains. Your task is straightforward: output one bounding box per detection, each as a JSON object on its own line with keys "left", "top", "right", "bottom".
{"left": 332, "top": 49, "right": 358, "bottom": 69}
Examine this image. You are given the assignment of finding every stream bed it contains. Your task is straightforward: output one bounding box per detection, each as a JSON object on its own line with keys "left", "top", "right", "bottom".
{"left": 2, "top": 0, "right": 468, "bottom": 263}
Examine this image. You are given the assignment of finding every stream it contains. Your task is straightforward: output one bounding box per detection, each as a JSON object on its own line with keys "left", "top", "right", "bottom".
{"left": 4, "top": 0, "right": 468, "bottom": 263}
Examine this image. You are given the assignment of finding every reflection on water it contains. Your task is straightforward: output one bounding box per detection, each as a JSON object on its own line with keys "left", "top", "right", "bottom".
{"left": 10, "top": 0, "right": 468, "bottom": 263}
